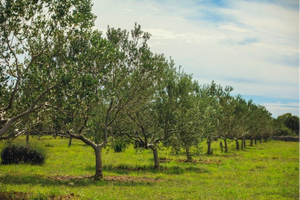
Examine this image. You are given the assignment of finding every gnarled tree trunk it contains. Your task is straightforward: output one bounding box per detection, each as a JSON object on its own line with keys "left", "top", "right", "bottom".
{"left": 260, "top": 136, "right": 262, "bottom": 143}
{"left": 235, "top": 139, "right": 239, "bottom": 150}
{"left": 70, "top": 134, "right": 106, "bottom": 181}
{"left": 94, "top": 145, "right": 103, "bottom": 180}
{"left": 68, "top": 136, "right": 72, "bottom": 147}
{"left": 149, "top": 146, "right": 159, "bottom": 169}
{"left": 185, "top": 147, "right": 192, "bottom": 162}
{"left": 223, "top": 138, "right": 228, "bottom": 153}
{"left": 207, "top": 139, "right": 213, "bottom": 155}
{"left": 26, "top": 133, "right": 30, "bottom": 147}
{"left": 220, "top": 141, "right": 223, "bottom": 152}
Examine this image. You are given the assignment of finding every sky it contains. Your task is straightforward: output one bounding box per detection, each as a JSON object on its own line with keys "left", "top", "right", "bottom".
{"left": 91, "top": 0, "right": 299, "bottom": 118}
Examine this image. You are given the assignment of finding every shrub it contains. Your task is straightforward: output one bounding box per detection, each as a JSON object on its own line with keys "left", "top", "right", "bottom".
{"left": 114, "top": 143, "right": 127, "bottom": 153}
{"left": 111, "top": 139, "right": 128, "bottom": 153}
{"left": 1, "top": 145, "right": 46, "bottom": 165}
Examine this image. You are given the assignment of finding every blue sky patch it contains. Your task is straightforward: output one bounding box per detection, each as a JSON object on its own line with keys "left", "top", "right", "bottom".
{"left": 243, "top": 95, "right": 299, "bottom": 104}
{"left": 245, "top": 0, "right": 299, "bottom": 10}
{"left": 196, "top": 0, "right": 229, "bottom": 8}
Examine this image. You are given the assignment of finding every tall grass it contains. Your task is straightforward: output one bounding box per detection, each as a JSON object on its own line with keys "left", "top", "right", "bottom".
{"left": 0, "top": 136, "right": 298, "bottom": 199}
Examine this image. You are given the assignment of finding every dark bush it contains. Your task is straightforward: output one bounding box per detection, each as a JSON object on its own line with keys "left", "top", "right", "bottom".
{"left": 110, "top": 138, "right": 128, "bottom": 153}
{"left": 1, "top": 145, "right": 45, "bottom": 165}
{"left": 113, "top": 142, "right": 127, "bottom": 153}
{"left": 272, "top": 136, "right": 299, "bottom": 142}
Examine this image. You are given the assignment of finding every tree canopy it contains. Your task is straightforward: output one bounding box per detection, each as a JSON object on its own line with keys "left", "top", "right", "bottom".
{"left": 0, "top": 0, "right": 95, "bottom": 138}
{"left": 0, "top": 0, "right": 285, "bottom": 180}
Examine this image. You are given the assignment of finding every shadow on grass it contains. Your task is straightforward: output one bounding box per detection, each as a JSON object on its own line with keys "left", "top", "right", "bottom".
{"left": 85, "top": 164, "right": 209, "bottom": 175}
{"left": 0, "top": 174, "right": 157, "bottom": 187}
{"left": 0, "top": 174, "right": 88, "bottom": 187}
{"left": 203, "top": 152, "right": 239, "bottom": 158}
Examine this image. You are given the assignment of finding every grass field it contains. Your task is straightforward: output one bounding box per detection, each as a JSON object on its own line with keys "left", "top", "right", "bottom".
{"left": 0, "top": 136, "right": 299, "bottom": 200}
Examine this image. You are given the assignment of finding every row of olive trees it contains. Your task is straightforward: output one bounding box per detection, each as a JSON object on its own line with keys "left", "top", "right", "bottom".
{"left": 0, "top": 0, "right": 275, "bottom": 180}
{"left": 0, "top": 0, "right": 170, "bottom": 180}
{"left": 199, "top": 81, "right": 274, "bottom": 154}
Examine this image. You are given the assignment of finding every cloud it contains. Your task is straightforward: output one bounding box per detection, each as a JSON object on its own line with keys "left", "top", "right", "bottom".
{"left": 262, "top": 102, "right": 299, "bottom": 117}
{"left": 221, "top": 37, "right": 259, "bottom": 45}
{"left": 218, "top": 24, "right": 253, "bottom": 33}
{"left": 91, "top": 0, "right": 299, "bottom": 117}
{"left": 144, "top": 29, "right": 215, "bottom": 44}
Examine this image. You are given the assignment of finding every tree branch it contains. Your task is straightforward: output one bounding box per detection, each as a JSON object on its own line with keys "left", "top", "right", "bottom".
{"left": 0, "top": 129, "right": 25, "bottom": 141}
{"left": 0, "top": 86, "right": 52, "bottom": 136}
{"left": 68, "top": 133, "right": 96, "bottom": 148}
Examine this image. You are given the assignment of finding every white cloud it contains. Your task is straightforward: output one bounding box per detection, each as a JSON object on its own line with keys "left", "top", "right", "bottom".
{"left": 147, "top": 2, "right": 159, "bottom": 12}
{"left": 218, "top": 24, "right": 253, "bottom": 33}
{"left": 91, "top": 0, "right": 299, "bottom": 117}
{"left": 262, "top": 102, "right": 299, "bottom": 117}
{"left": 228, "top": 1, "right": 299, "bottom": 38}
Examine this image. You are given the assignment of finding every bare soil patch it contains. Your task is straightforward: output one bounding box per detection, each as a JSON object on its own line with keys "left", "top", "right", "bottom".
{"left": 0, "top": 192, "right": 79, "bottom": 200}
{"left": 177, "top": 159, "right": 198, "bottom": 163}
{"left": 105, "top": 175, "right": 161, "bottom": 182}
{"left": 47, "top": 175, "right": 161, "bottom": 183}
{"left": 0, "top": 192, "right": 29, "bottom": 200}
{"left": 200, "top": 159, "right": 222, "bottom": 164}
{"left": 176, "top": 159, "right": 221, "bottom": 164}
{"left": 159, "top": 158, "right": 173, "bottom": 162}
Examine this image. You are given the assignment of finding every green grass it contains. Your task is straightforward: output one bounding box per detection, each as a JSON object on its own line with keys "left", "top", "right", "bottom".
{"left": 0, "top": 136, "right": 298, "bottom": 200}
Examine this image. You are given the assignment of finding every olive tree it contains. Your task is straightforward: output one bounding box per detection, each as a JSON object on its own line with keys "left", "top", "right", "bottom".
{"left": 199, "top": 81, "right": 224, "bottom": 154}
{"left": 200, "top": 81, "right": 234, "bottom": 153}
{"left": 248, "top": 105, "right": 273, "bottom": 143}
{"left": 55, "top": 24, "right": 169, "bottom": 180}
{"left": 0, "top": 0, "right": 95, "bottom": 139}
{"left": 117, "top": 98, "right": 164, "bottom": 169}
{"left": 171, "top": 71, "right": 204, "bottom": 161}
{"left": 229, "top": 96, "right": 253, "bottom": 150}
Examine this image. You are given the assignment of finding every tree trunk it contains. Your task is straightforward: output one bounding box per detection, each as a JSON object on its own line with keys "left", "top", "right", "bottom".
{"left": 224, "top": 138, "right": 228, "bottom": 153}
{"left": 94, "top": 146, "right": 103, "bottom": 180}
{"left": 243, "top": 137, "right": 246, "bottom": 148}
{"left": 235, "top": 139, "right": 239, "bottom": 151}
{"left": 186, "top": 147, "right": 192, "bottom": 161}
{"left": 207, "top": 139, "right": 212, "bottom": 155}
{"left": 254, "top": 137, "right": 257, "bottom": 145}
{"left": 26, "top": 133, "right": 30, "bottom": 147}
{"left": 220, "top": 141, "right": 223, "bottom": 152}
{"left": 68, "top": 136, "right": 72, "bottom": 147}
{"left": 260, "top": 136, "right": 262, "bottom": 143}
{"left": 150, "top": 146, "right": 159, "bottom": 169}
{"left": 250, "top": 138, "right": 253, "bottom": 146}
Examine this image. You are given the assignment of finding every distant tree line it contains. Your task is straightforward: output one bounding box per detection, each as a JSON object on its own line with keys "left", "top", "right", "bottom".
{"left": 0, "top": 0, "right": 298, "bottom": 180}
{"left": 273, "top": 113, "right": 299, "bottom": 136}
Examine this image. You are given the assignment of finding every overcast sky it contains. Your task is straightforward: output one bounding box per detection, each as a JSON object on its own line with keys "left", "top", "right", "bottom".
{"left": 91, "top": 0, "right": 299, "bottom": 118}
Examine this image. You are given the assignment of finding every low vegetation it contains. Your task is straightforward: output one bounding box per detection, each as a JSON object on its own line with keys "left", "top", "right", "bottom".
{"left": 0, "top": 136, "right": 298, "bottom": 200}
{"left": 1, "top": 144, "right": 45, "bottom": 165}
